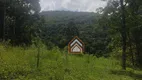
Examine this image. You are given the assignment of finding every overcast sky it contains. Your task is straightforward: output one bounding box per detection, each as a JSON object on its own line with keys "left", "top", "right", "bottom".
{"left": 40, "top": 0, "right": 107, "bottom": 12}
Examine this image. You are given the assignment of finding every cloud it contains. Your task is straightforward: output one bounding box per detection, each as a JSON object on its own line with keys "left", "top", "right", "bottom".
{"left": 40, "top": 0, "right": 107, "bottom": 12}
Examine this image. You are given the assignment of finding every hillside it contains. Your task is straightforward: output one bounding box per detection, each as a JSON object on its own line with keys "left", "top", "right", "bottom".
{"left": 40, "top": 11, "right": 98, "bottom": 25}
{"left": 40, "top": 11, "right": 110, "bottom": 55}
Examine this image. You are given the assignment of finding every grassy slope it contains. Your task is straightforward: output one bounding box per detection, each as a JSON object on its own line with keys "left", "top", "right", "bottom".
{"left": 0, "top": 44, "right": 142, "bottom": 80}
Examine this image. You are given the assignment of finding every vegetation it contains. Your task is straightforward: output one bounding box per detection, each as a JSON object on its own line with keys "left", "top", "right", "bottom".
{"left": 0, "top": 0, "right": 41, "bottom": 45}
{"left": 40, "top": 11, "right": 110, "bottom": 56}
{"left": 0, "top": 0, "right": 142, "bottom": 79}
{"left": 99, "top": 0, "right": 142, "bottom": 68}
{"left": 0, "top": 43, "right": 142, "bottom": 80}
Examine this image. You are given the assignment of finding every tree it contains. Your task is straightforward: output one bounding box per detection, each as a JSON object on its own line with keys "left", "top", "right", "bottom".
{"left": 40, "top": 11, "right": 111, "bottom": 55}
{"left": 120, "top": 0, "right": 127, "bottom": 70}
{"left": 99, "top": 0, "right": 142, "bottom": 68}
{"left": 0, "top": 0, "right": 41, "bottom": 45}
{"left": 0, "top": 1, "right": 5, "bottom": 41}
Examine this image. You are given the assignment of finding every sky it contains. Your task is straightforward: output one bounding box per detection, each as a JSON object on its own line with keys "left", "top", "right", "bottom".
{"left": 39, "top": 0, "right": 107, "bottom": 12}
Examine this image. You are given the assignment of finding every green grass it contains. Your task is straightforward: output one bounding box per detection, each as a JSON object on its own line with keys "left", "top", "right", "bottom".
{"left": 0, "top": 44, "right": 142, "bottom": 80}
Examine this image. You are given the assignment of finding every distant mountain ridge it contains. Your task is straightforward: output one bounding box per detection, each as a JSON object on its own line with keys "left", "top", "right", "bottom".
{"left": 40, "top": 11, "right": 99, "bottom": 26}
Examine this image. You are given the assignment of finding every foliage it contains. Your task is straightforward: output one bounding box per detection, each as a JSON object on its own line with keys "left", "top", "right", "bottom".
{"left": 40, "top": 11, "right": 111, "bottom": 56}
{"left": 0, "top": 0, "right": 41, "bottom": 45}
{"left": 99, "top": 0, "right": 142, "bottom": 67}
{"left": 0, "top": 44, "right": 142, "bottom": 80}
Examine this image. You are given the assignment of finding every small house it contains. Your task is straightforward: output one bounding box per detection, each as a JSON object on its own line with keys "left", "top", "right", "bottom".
{"left": 68, "top": 36, "right": 85, "bottom": 54}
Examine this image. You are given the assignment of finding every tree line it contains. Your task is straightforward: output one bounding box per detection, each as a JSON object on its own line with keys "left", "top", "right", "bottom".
{"left": 0, "top": 0, "right": 41, "bottom": 45}
{"left": 99, "top": 0, "right": 142, "bottom": 69}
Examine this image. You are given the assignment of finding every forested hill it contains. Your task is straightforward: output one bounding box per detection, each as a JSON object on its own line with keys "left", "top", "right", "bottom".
{"left": 39, "top": 11, "right": 110, "bottom": 56}
{"left": 40, "top": 11, "right": 99, "bottom": 26}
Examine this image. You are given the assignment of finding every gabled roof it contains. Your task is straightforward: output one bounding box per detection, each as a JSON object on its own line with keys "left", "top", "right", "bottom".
{"left": 68, "top": 36, "right": 85, "bottom": 53}
{"left": 68, "top": 36, "right": 84, "bottom": 47}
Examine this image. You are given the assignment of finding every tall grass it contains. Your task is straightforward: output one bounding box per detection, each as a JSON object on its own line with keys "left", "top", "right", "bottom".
{"left": 0, "top": 43, "right": 142, "bottom": 80}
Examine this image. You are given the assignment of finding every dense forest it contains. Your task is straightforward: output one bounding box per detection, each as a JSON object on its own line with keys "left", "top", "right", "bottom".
{"left": 0, "top": 0, "right": 142, "bottom": 79}
{"left": 40, "top": 11, "right": 110, "bottom": 56}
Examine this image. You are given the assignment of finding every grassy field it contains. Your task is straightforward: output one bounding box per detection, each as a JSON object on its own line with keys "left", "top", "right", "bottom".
{"left": 0, "top": 44, "right": 142, "bottom": 80}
